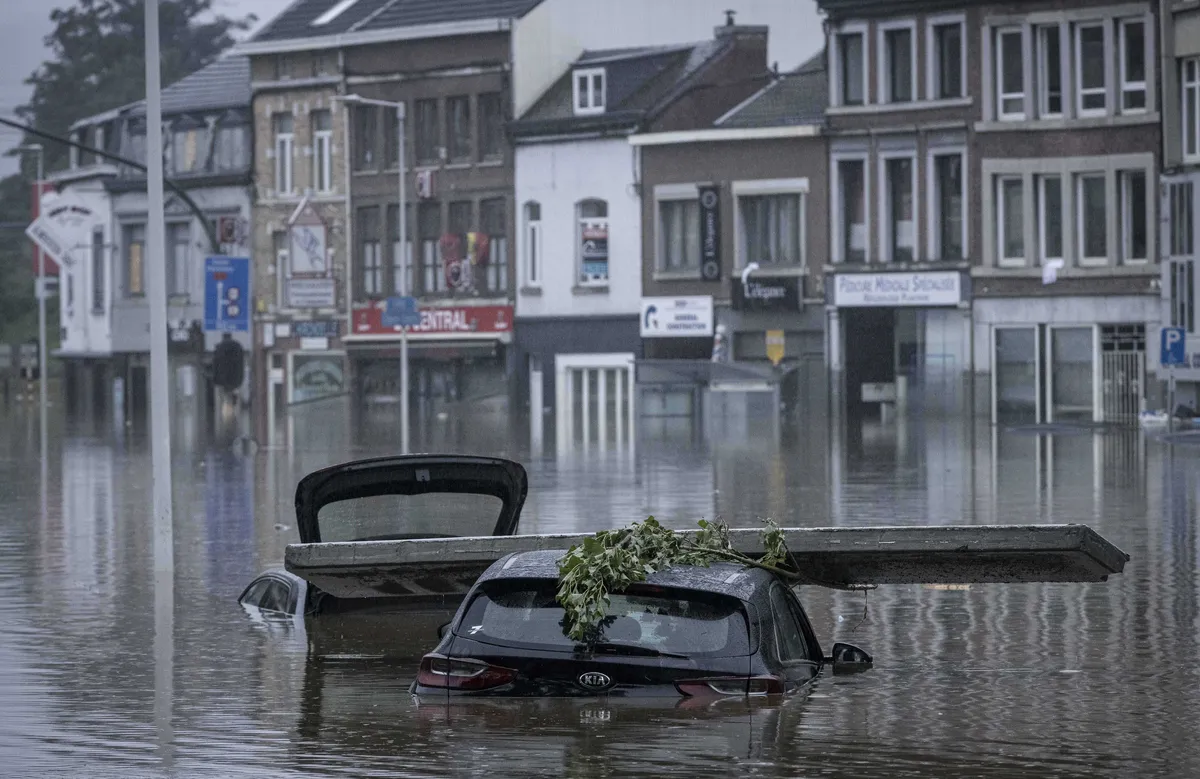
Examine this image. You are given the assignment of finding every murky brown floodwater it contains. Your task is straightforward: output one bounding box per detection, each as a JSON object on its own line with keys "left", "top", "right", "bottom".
{"left": 2, "top": 399, "right": 1199, "bottom": 777}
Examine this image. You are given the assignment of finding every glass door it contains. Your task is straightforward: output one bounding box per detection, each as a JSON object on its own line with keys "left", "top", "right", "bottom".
{"left": 992, "top": 326, "right": 1040, "bottom": 424}
{"left": 1045, "top": 325, "right": 1099, "bottom": 422}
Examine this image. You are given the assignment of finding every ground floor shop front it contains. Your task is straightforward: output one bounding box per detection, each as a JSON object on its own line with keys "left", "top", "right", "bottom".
{"left": 973, "top": 294, "right": 1158, "bottom": 425}
{"left": 827, "top": 269, "right": 972, "bottom": 419}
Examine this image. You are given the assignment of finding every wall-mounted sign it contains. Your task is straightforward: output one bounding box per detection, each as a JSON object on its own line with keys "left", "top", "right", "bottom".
{"left": 640, "top": 296, "right": 714, "bottom": 338}
{"left": 698, "top": 185, "right": 720, "bottom": 281}
{"left": 352, "top": 304, "right": 513, "bottom": 339}
{"left": 286, "top": 278, "right": 336, "bottom": 309}
{"left": 292, "top": 320, "right": 339, "bottom": 339}
{"left": 765, "top": 330, "right": 785, "bottom": 366}
{"left": 26, "top": 190, "right": 99, "bottom": 270}
{"left": 29, "top": 181, "right": 61, "bottom": 276}
{"left": 290, "top": 353, "right": 345, "bottom": 403}
{"left": 733, "top": 275, "right": 801, "bottom": 312}
{"left": 831, "top": 271, "right": 963, "bottom": 308}
{"left": 288, "top": 202, "right": 328, "bottom": 277}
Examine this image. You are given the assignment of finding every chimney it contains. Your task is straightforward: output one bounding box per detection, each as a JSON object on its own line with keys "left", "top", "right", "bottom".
{"left": 714, "top": 10, "right": 769, "bottom": 41}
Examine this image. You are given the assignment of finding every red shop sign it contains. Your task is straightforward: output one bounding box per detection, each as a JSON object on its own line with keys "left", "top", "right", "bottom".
{"left": 352, "top": 303, "right": 513, "bottom": 338}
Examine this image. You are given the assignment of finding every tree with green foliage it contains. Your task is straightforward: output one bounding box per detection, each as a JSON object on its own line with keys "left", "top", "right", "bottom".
{"left": 0, "top": 0, "right": 256, "bottom": 345}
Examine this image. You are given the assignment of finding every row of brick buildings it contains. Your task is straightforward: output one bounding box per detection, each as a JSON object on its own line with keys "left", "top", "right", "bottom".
{"left": 46, "top": 0, "right": 1200, "bottom": 445}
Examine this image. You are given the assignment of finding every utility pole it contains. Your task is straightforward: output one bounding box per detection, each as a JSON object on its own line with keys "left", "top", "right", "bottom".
{"left": 145, "top": 0, "right": 174, "bottom": 570}
{"left": 18, "top": 143, "right": 47, "bottom": 496}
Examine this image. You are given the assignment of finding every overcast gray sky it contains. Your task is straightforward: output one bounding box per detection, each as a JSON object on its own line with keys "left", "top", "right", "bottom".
{"left": 0, "top": 0, "right": 292, "bottom": 176}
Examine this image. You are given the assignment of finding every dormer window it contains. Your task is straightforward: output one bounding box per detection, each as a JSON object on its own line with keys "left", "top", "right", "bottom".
{"left": 573, "top": 68, "right": 606, "bottom": 115}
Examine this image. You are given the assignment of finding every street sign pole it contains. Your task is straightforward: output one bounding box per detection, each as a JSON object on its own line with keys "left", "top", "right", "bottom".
{"left": 397, "top": 103, "right": 409, "bottom": 455}
{"left": 144, "top": 0, "right": 174, "bottom": 571}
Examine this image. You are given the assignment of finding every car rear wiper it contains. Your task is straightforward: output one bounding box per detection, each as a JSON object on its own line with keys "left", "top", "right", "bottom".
{"left": 575, "top": 642, "right": 688, "bottom": 659}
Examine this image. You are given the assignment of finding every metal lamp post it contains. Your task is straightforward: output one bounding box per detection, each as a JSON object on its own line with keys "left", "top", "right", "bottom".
{"left": 18, "top": 145, "right": 46, "bottom": 440}
{"left": 336, "top": 94, "right": 410, "bottom": 453}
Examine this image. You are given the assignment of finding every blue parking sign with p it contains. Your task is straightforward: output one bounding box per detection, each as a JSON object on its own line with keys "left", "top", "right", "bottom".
{"left": 1161, "top": 326, "right": 1186, "bottom": 367}
{"left": 204, "top": 256, "right": 250, "bottom": 333}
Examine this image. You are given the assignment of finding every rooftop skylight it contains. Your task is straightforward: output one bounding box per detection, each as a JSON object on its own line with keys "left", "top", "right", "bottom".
{"left": 312, "top": 0, "right": 361, "bottom": 26}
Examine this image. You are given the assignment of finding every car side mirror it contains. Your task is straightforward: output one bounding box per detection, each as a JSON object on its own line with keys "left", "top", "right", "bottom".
{"left": 437, "top": 621, "right": 451, "bottom": 639}
{"left": 825, "top": 642, "right": 872, "bottom": 674}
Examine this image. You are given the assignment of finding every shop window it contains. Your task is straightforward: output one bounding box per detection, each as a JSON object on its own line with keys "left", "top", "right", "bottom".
{"left": 577, "top": 199, "right": 609, "bottom": 284}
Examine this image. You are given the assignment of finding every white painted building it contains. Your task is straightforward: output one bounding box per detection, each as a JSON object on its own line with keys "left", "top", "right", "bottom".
{"left": 510, "top": 22, "right": 785, "bottom": 451}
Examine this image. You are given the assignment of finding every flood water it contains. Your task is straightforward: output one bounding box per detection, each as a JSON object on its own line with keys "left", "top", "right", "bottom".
{"left": 2, "top": 400, "right": 1199, "bottom": 777}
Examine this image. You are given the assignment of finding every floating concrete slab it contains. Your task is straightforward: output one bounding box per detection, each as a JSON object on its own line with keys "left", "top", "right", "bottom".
{"left": 285, "top": 524, "right": 1130, "bottom": 600}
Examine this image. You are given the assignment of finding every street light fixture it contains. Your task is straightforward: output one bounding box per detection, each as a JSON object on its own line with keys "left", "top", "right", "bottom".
{"left": 17, "top": 143, "right": 47, "bottom": 470}
{"left": 334, "top": 93, "right": 410, "bottom": 453}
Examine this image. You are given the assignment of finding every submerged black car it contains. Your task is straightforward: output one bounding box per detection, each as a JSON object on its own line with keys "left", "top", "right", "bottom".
{"left": 412, "top": 550, "right": 871, "bottom": 699}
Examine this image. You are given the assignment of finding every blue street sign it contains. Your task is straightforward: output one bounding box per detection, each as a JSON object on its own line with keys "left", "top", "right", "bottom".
{"left": 382, "top": 295, "right": 421, "bottom": 327}
{"left": 204, "top": 256, "right": 250, "bottom": 332}
{"left": 1161, "top": 326, "right": 1187, "bottom": 367}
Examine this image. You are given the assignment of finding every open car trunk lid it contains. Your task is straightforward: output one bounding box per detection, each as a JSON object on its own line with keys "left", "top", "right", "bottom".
{"left": 294, "top": 455, "right": 528, "bottom": 544}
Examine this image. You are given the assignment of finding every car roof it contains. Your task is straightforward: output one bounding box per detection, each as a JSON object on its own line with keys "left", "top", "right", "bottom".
{"left": 475, "top": 550, "right": 774, "bottom": 602}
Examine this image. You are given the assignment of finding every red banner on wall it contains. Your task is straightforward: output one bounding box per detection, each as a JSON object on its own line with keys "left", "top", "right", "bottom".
{"left": 351, "top": 303, "right": 512, "bottom": 338}
{"left": 30, "top": 181, "right": 61, "bottom": 276}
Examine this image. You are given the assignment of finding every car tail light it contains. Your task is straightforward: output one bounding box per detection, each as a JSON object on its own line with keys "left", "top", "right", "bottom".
{"left": 416, "top": 654, "right": 516, "bottom": 691}
{"left": 676, "top": 675, "right": 784, "bottom": 697}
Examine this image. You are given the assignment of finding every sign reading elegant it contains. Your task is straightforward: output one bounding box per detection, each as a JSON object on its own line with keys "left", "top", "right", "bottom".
{"left": 352, "top": 304, "right": 513, "bottom": 338}
{"left": 733, "top": 275, "right": 801, "bottom": 311}
{"left": 640, "top": 296, "right": 714, "bottom": 338}
{"left": 832, "top": 271, "right": 962, "bottom": 307}
{"left": 698, "top": 185, "right": 721, "bottom": 281}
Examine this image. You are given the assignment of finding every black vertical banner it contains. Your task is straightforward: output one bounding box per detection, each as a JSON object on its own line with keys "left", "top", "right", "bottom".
{"left": 699, "top": 185, "right": 721, "bottom": 281}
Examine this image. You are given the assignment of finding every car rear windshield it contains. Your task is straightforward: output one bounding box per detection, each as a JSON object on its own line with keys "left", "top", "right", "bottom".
{"left": 457, "top": 580, "right": 751, "bottom": 657}
{"left": 316, "top": 493, "right": 504, "bottom": 542}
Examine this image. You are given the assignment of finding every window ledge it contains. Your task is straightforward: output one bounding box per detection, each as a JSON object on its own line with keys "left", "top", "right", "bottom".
{"left": 828, "top": 97, "right": 972, "bottom": 115}
{"left": 973, "top": 264, "right": 1160, "bottom": 278}
{"left": 520, "top": 286, "right": 543, "bottom": 296}
{"left": 477, "top": 158, "right": 505, "bottom": 167}
{"left": 444, "top": 162, "right": 473, "bottom": 170}
{"left": 653, "top": 270, "right": 703, "bottom": 281}
{"left": 975, "top": 112, "right": 1159, "bottom": 132}
{"left": 741, "top": 265, "right": 807, "bottom": 277}
{"left": 572, "top": 284, "right": 609, "bottom": 295}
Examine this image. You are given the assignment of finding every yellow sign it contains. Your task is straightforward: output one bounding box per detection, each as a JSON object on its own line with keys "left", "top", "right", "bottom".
{"left": 766, "top": 330, "right": 785, "bottom": 366}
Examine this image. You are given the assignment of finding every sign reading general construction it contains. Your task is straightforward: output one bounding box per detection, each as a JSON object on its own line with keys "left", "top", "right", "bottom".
{"left": 640, "top": 296, "right": 714, "bottom": 338}
{"left": 832, "top": 271, "right": 963, "bottom": 307}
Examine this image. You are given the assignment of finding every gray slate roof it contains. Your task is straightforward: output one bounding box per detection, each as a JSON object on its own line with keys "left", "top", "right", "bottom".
{"left": 476, "top": 550, "right": 767, "bottom": 602}
{"left": 71, "top": 56, "right": 251, "bottom": 129}
{"left": 511, "top": 38, "right": 730, "bottom": 135}
{"left": 251, "top": 0, "right": 543, "bottom": 43}
{"left": 716, "top": 49, "right": 827, "bottom": 129}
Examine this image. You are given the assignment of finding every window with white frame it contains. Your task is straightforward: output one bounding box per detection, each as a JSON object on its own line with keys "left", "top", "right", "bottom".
{"left": 997, "top": 176, "right": 1024, "bottom": 265}
{"left": 996, "top": 27, "right": 1025, "bottom": 119}
{"left": 388, "top": 204, "right": 412, "bottom": 296}
{"left": 658, "top": 197, "right": 700, "bottom": 271}
{"left": 931, "top": 153, "right": 963, "bottom": 260}
{"left": 312, "top": 109, "right": 333, "bottom": 194}
{"left": 1119, "top": 19, "right": 1146, "bottom": 112}
{"left": 1183, "top": 58, "right": 1200, "bottom": 160}
{"left": 738, "top": 193, "right": 804, "bottom": 267}
{"left": 273, "top": 113, "right": 294, "bottom": 195}
{"left": 881, "top": 25, "right": 914, "bottom": 103}
{"left": 577, "top": 199, "right": 608, "bottom": 284}
{"left": 358, "top": 206, "right": 382, "bottom": 297}
{"left": 1120, "top": 169, "right": 1147, "bottom": 263}
{"left": 930, "top": 19, "right": 964, "bottom": 99}
{"left": 837, "top": 31, "right": 865, "bottom": 106}
{"left": 167, "top": 222, "right": 190, "bottom": 296}
{"left": 884, "top": 156, "right": 915, "bottom": 262}
{"left": 1037, "top": 175, "right": 1063, "bottom": 263}
{"left": 1075, "top": 23, "right": 1106, "bottom": 115}
{"left": 1037, "top": 25, "right": 1063, "bottom": 117}
{"left": 1076, "top": 173, "right": 1107, "bottom": 263}
{"left": 273, "top": 230, "right": 288, "bottom": 278}
{"left": 573, "top": 68, "right": 605, "bottom": 115}
{"left": 523, "top": 201, "right": 542, "bottom": 286}
{"left": 1169, "top": 181, "right": 1195, "bottom": 257}
{"left": 836, "top": 158, "right": 867, "bottom": 263}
